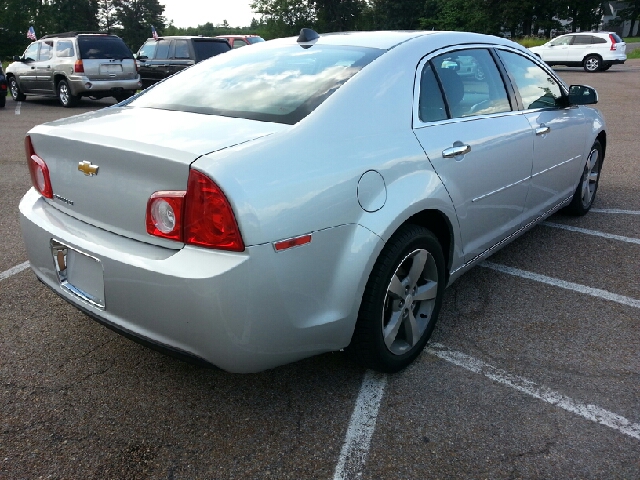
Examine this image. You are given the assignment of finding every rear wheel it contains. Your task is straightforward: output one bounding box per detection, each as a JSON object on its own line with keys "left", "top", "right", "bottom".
{"left": 583, "top": 55, "right": 602, "bottom": 72}
{"left": 58, "top": 79, "right": 79, "bottom": 107}
{"left": 347, "top": 225, "right": 446, "bottom": 373}
{"left": 8, "top": 77, "right": 26, "bottom": 101}
{"left": 563, "top": 139, "right": 603, "bottom": 216}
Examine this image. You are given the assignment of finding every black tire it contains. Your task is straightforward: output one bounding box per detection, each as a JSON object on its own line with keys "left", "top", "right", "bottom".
{"left": 114, "top": 90, "right": 134, "bottom": 103}
{"left": 583, "top": 55, "right": 602, "bottom": 72}
{"left": 0, "top": 91, "right": 5, "bottom": 108}
{"left": 563, "top": 139, "right": 603, "bottom": 216}
{"left": 8, "top": 77, "right": 26, "bottom": 101}
{"left": 347, "top": 225, "right": 446, "bottom": 373}
{"left": 57, "top": 79, "right": 79, "bottom": 107}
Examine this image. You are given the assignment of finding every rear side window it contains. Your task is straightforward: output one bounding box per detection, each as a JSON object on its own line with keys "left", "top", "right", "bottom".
{"left": 593, "top": 36, "right": 607, "bottom": 44}
{"left": 155, "top": 40, "right": 170, "bottom": 60}
{"left": 248, "top": 37, "right": 265, "bottom": 44}
{"left": 498, "top": 50, "right": 563, "bottom": 110}
{"left": 56, "top": 40, "right": 75, "bottom": 57}
{"left": 192, "top": 40, "right": 231, "bottom": 61}
{"left": 431, "top": 49, "right": 511, "bottom": 118}
{"left": 39, "top": 41, "right": 53, "bottom": 61}
{"left": 131, "top": 44, "right": 383, "bottom": 125}
{"left": 572, "top": 36, "right": 592, "bottom": 45}
{"left": 173, "top": 40, "right": 190, "bottom": 59}
{"left": 78, "top": 36, "right": 133, "bottom": 59}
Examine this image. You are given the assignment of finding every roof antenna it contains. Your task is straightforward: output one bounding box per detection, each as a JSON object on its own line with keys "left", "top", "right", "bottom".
{"left": 297, "top": 28, "right": 319, "bottom": 48}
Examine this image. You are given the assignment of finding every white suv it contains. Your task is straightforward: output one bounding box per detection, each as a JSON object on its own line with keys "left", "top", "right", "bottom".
{"left": 529, "top": 32, "right": 626, "bottom": 72}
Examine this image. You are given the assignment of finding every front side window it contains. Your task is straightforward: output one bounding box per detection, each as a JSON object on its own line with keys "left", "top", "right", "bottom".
{"left": 549, "top": 35, "right": 573, "bottom": 46}
{"left": 498, "top": 50, "right": 563, "bottom": 110}
{"left": 130, "top": 44, "right": 383, "bottom": 124}
{"left": 431, "top": 49, "right": 511, "bottom": 118}
{"left": 56, "top": 40, "right": 75, "bottom": 57}
{"left": 23, "top": 43, "right": 39, "bottom": 62}
{"left": 154, "top": 40, "right": 170, "bottom": 60}
{"left": 137, "top": 41, "right": 156, "bottom": 59}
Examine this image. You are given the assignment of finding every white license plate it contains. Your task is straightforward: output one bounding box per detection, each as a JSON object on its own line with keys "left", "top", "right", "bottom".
{"left": 99, "top": 64, "right": 123, "bottom": 74}
{"left": 51, "top": 240, "right": 105, "bottom": 309}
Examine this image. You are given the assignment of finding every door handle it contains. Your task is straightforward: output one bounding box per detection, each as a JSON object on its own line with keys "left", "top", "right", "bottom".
{"left": 536, "top": 126, "right": 551, "bottom": 135}
{"left": 442, "top": 144, "right": 471, "bottom": 158}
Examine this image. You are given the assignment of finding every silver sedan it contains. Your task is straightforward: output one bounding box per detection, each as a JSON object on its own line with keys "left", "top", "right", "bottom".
{"left": 20, "top": 30, "right": 606, "bottom": 373}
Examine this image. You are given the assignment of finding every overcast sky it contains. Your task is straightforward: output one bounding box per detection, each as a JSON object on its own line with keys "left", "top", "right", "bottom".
{"left": 160, "top": 0, "right": 258, "bottom": 29}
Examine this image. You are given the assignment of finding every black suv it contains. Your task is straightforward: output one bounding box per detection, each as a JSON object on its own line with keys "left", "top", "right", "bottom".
{"left": 136, "top": 36, "right": 231, "bottom": 89}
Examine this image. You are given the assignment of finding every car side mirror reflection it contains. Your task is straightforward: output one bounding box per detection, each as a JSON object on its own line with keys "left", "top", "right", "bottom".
{"left": 13, "top": 55, "right": 21, "bottom": 61}
{"left": 568, "top": 85, "right": 598, "bottom": 105}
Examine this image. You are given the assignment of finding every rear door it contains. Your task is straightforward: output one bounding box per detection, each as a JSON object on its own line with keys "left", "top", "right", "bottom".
{"left": 167, "top": 39, "right": 195, "bottom": 76}
{"left": 413, "top": 47, "right": 534, "bottom": 260}
{"left": 34, "top": 40, "right": 54, "bottom": 93}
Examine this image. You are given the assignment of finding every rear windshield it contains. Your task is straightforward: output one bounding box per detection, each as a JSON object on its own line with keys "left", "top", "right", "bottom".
{"left": 193, "top": 40, "right": 231, "bottom": 61}
{"left": 78, "top": 36, "right": 133, "bottom": 60}
{"left": 611, "top": 33, "right": 623, "bottom": 43}
{"left": 130, "top": 43, "right": 383, "bottom": 125}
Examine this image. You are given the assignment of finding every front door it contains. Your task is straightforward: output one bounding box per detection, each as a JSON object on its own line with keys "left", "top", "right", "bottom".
{"left": 16, "top": 43, "right": 40, "bottom": 92}
{"left": 413, "top": 48, "right": 533, "bottom": 261}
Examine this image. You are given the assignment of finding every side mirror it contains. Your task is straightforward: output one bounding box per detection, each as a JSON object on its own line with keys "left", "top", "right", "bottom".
{"left": 13, "top": 55, "right": 21, "bottom": 61}
{"left": 568, "top": 85, "right": 598, "bottom": 105}
{"left": 137, "top": 55, "right": 148, "bottom": 61}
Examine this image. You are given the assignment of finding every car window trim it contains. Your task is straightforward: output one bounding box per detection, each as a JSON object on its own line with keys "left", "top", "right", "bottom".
{"left": 412, "top": 44, "right": 519, "bottom": 129}
{"left": 493, "top": 46, "right": 572, "bottom": 113}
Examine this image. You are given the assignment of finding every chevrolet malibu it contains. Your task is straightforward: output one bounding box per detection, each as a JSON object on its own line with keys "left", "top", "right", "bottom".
{"left": 20, "top": 30, "right": 606, "bottom": 373}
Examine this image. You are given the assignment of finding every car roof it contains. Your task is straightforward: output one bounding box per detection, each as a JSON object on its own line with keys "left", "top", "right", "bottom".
{"left": 266, "top": 30, "right": 520, "bottom": 52}
{"left": 144, "top": 36, "right": 228, "bottom": 42}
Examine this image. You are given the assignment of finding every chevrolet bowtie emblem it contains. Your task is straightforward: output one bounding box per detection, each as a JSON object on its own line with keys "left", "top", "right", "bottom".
{"left": 78, "top": 161, "right": 99, "bottom": 176}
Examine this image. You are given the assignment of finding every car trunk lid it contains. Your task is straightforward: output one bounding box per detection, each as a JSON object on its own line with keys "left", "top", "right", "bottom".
{"left": 28, "top": 107, "right": 289, "bottom": 248}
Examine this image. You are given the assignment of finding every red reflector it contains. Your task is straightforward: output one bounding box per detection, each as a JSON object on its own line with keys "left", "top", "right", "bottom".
{"left": 146, "top": 191, "right": 185, "bottom": 241}
{"left": 0, "top": 84, "right": 6, "bottom": 90}
{"left": 74, "top": 59, "right": 84, "bottom": 73}
{"left": 184, "top": 170, "right": 244, "bottom": 251}
{"left": 274, "top": 234, "right": 312, "bottom": 251}
{"left": 25, "top": 136, "right": 53, "bottom": 198}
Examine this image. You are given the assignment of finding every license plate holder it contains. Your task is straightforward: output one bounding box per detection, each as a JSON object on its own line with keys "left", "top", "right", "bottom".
{"left": 51, "top": 240, "right": 105, "bottom": 309}
{"left": 99, "top": 64, "right": 123, "bottom": 74}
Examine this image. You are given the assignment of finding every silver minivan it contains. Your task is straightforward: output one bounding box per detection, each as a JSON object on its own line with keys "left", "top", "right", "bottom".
{"left": 6, "top": 33, "right": 141, "bottom": 107}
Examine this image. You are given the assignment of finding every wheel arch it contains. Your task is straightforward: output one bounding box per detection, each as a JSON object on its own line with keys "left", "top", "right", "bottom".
{"left": 596, "top": 130, "right": 607, "bottom": 163}
{"left": 583, "top": 53, "right": 603, "bottom": 64}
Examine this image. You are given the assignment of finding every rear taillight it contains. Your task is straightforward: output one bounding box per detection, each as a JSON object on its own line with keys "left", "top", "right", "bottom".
{"left": 146, "top": 169, "right": 244, "bottom": 251}
{"left": 74, "top": 59, "right": 84, "bottom": 73}
{"left": 609, "top": 34, "right": 617, "bottom": 50}
{"left": 25, "top": 135, "right": 53, "bottom": 198}
{"left": 146, "top": 191, "right": 185, "bottom": 241}
{"left": 0, "top": 84, "right": 6, "bottom": 91}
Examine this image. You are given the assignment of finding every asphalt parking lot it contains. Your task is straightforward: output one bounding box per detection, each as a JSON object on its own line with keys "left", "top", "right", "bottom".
{"left": 1, "top": 61, "right": 639, "bottom": 479}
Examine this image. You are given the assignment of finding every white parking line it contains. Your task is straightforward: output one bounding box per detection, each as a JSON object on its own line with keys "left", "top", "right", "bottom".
{"left": 591, "top": 208, "right": 640, "bottom": 215}
{"left": 481, "top": 262, "right": 640, "bottom": 309}
{"left": 542, "top": 221, "right": 640, "bottom": 245}
{"left": 15, "top": 101, "right": 21, "bottom": 115}
{"left": 427, "top": 343, "right": 640, "bottom": 441}
{"left": 0, "top": 261, "right": 30, "bottom": 282}
{"left": 333, "top": 370, "right": 387, "bottom": 480}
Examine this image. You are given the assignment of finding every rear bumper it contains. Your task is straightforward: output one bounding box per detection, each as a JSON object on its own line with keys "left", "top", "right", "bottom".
{"left": 19, "top": 188, "right": 380, "bottom": 372}
{"left": 68, "top": 75, "right": 141, "bottom": 96}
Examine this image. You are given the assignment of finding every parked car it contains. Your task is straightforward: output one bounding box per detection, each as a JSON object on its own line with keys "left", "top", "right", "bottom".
{"left": 0, "top": 64, "right": 6, "bottom": 108}
{"left": 529, "top": 31, "right": 626, "bottom": 72}
{"left": 5, "top": 32, "right": 140, "bottom": 107}
{"left": 215, "top": 34, "right": 265, "bottom": 49}
{"left": 20, "top": 29, "right": 606, "bottom": 373}
{"left": 136, "top": 36, "right": 231, "bottom": 89}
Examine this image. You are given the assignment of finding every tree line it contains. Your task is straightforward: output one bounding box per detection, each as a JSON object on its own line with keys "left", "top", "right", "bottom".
{"left": 2, "top": 0, "right": 639, "bottom": 60}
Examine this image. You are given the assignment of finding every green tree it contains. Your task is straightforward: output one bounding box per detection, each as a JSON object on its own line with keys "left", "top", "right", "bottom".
{"left": 370, "top": 0, "right": 425, "bottom": 29}
{"left": 617, "top": 0, "right": 640, "bottom": 36}
{"left": 113, "top": 0, "right": 164, "bottom": 50}
{"left": 250, "top": 0, "right": 316, "bottom": 38}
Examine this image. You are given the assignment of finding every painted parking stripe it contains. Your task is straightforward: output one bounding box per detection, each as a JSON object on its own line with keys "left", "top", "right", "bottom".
{"left": 481, "top": 262, "right": 640, "bottom": 309}
{"left": 542, "top": 221, "right": 640, "bottom": 245}
{"left": 591, "top": 208, "right": 640, "bottom": 215}
{"left": 0, "top": 261, "right": 30, "bottom": 282}
{"left": 333, "top": 371, "right": 387, "bottom": 480}
{"left": 15, "top": 101, "right": 21, "bottom": 115}
{"left": 427, "top": 343, "right": 640, "bottom": 441}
